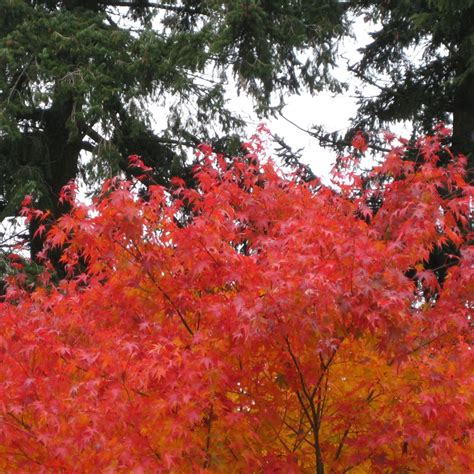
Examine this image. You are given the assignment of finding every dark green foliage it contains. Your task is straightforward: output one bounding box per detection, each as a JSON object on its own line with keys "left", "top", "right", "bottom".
{"left": 1, "top": 0, "right": 473, "bottom": 270}
{"left": 0, "top": 0, "right": 346, "bottom": 259}
{"left": 347, "top": 1, "right": 474, "bottom": 175}
{"left": 348, "top": 0, "right": 474, "bottom": 288}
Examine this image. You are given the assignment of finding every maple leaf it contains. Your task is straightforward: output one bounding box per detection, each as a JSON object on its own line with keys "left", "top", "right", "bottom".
{"left": 33, "top": 224, "right": 47, "bottom": 238}
{"left": 47, "top": 226, "right": 69, "bottom": 247}
{"left": 58, "top": 181, "right": 77, "bottom": 204}
{"left": 351, "top": 131, "right": 369, "bottom": 153}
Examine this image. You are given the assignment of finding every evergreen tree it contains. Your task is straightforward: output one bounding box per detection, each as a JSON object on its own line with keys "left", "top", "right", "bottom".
{"left": 315, "top": 0, "right": 473, "bottom": 181}
{"left": 1, "top": 0, "right": 473, "bottom": 266}
{"left": 0, "top": 0, "right": 346, "bottom": 259}
{"left": 342, "top": 0, "right": 474, "bottom": 291}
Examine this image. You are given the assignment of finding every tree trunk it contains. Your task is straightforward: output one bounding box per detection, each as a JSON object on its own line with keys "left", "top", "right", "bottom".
{"left": 452, "top": 7, "right": 474, "bottom": 184}
{"left": 452, "top": 71, "right": 474, "bottom": 184}
{"left": 29, "top": 95, "right": 82, "bottom": 267}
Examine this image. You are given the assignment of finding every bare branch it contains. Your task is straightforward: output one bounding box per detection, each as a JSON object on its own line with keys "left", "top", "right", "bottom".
{"left": 100, "top": 1, "right": 206, "bottom": 15}
{"left": 279, "top": 112, "right": 390, "bottom": 154}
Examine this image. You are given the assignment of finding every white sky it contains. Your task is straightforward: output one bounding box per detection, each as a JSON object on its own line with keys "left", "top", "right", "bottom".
{"left": 204, "top": 14, "right": 411, "bottom": 180}
{"left": 125, "top": 7, "right": 414, "bottom": 180}
{"left": 2, "top": 11, "right": 414, "bottom": 251}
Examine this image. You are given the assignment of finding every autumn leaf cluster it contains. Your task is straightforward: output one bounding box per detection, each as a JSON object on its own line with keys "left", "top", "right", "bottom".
{"left": 0, "top": 128, "right": 473, "bottom": 472}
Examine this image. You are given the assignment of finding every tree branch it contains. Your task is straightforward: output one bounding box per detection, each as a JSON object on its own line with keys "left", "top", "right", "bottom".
{"left": 6, "top": 57, "right": 34, "bottom": 104}
{"left": 203, "top": 404, "right": 214, "bottom": 469}
{"left": 271, "top": 133, "right": 317, "bottom": 181}
{"left": 100, "top": 0, "right": 206, "bottom": 15}
{"left": 80, "top": 141, "right": 96, "bottom": 153}
{"left": 334, "top": 427, "right": 350, "bottom": 461}
{"left": 279, "top": 112, "right": 390, "bottom": 154}
{"left": 285, "top": 336, "right": 325, "bottom": 474}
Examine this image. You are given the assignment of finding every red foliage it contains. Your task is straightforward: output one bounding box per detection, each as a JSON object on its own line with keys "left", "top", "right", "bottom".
{"left": 0, "top": 129, "right": 473, "bottom": 472}
{"left": 351, "top": 131, "right": 369, "bottom": 153}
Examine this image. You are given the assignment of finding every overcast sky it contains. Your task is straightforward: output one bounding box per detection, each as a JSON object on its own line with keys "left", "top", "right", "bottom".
{"left": 217, "top": 14, "right": 412, "bottom": 180}
{"left": 1, "top": 10, "right": 415, "bottom": 251}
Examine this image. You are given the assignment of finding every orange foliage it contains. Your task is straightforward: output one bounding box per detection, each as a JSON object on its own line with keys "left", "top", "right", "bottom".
{"left": 0, "top": 129, "right": 473, "bottom": 472}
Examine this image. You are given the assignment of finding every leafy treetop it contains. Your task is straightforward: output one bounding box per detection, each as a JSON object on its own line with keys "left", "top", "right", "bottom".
{"left": 0, "top": 126, "right": 472, "bottom": 472}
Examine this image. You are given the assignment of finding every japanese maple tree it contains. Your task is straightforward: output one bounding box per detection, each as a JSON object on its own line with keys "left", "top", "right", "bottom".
{"left": 0, "top": 127, "right": 472, "bottom": 472}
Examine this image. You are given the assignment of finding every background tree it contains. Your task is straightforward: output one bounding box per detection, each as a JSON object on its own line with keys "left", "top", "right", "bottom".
{"left": 309, "top": 0, "right": 474, "bottom": 181}
{"left": 0, "top": 0, "right": 346, "bottom": 259}
{"left": 301, "top": 0, "right": 474, "bottom": 293}
{"left": 2, "top": 1, "right": 473, "bottom": 274}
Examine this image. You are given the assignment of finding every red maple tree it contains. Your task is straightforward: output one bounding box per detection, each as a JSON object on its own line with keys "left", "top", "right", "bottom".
{"left": 0, "top": 128, "right": 472, "bottom": 472}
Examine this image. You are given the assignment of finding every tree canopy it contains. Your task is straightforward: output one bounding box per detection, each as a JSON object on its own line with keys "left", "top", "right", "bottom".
{"left": 1, "top": 3, "right": 473, "bottom": 469}
{"left": 1, "top": 1, "right": 473, "bottom": 261}
{"left": 349, "top": 0, "right": 474, "bottom": 169}
{"left": 0, "top": 128, "right": 472, "bottom": 471}
{"left": 0, "top": 0, "right": 344, "bottom": 233}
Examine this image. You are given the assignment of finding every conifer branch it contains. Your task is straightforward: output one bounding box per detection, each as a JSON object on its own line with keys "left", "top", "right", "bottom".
{"left": 100, "top": 0, "right": 206, "bottom": 15}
